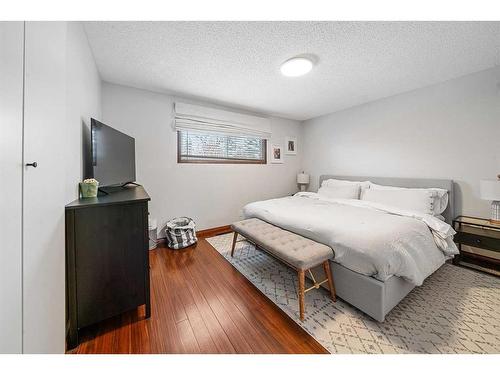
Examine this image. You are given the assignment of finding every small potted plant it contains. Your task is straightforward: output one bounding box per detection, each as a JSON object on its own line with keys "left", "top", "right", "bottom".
{"left": 80, "top": 178, "right": 99, "bottom": 198}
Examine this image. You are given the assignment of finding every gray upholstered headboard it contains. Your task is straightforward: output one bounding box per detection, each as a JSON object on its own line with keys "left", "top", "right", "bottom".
{"left": 319, "top": 175, "right": 455, "bottom": 224}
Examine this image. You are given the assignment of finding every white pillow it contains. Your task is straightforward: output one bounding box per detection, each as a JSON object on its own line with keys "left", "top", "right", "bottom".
{"left": 318, "top": 185, "right": 361, "bottom": 200}
{"left": 321, "top": 178, "right": 371, "bottom": 191}
{"left": 361, "top": 188, "right": 435, "bottom": 215}
{"left": 369, "top": 183, "right": 449, "bottom": 215}
{"left": 322, "top": 178, "right": 370, "bottom": 188}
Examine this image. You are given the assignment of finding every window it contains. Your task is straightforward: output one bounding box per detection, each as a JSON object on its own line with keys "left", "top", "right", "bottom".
{"left": 177, "top": 130, "right": 267, "bottom": 164}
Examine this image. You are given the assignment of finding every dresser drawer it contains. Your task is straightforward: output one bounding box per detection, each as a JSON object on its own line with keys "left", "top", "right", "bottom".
{"left": 460, "top": 244, "right": 500, "bottom": 262}
{"left": 454, "top": 232, "right": 500, "bottom": 252}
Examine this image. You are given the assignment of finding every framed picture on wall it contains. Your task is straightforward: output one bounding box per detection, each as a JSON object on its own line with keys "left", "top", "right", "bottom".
{"left": 271, "top": 144, "right": 284, "bottom": 163}
{"left": 285, "top": 137, "right": 297, "bottom": 155}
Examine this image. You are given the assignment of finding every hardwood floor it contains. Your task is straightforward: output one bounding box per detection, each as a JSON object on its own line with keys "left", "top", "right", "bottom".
{"left": 70, "top": 232, "right": 328, "bottom": 354}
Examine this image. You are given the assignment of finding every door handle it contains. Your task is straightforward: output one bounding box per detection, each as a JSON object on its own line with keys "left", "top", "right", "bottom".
{"left": 26, "top": 162, "right": 38, "bottom": 168}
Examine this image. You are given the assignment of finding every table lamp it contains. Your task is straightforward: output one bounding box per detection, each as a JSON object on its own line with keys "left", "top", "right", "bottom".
{"left": 297, "top": 172, "right": 310, "bottom": 192}
{"left": 480, "top": 175, "right": 500, "bottom": 224}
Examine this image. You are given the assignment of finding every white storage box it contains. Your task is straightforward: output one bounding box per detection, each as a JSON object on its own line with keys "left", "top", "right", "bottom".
{"left": 148, "top": 218, "right": 158, "bottom": 250}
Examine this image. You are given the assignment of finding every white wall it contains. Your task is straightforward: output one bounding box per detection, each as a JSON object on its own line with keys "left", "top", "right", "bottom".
{"left": 65, "top": 22, "right": 102, "bottom": 203}
{"left": 302, "top": 66, "right": 500, "bottom": 217}
{"left": 102, "top": 82, "right": 302, "bottom": 231}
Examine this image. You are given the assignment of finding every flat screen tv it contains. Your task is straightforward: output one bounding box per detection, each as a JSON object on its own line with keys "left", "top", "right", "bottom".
{"left": 91, "top": 118, "right": 136, "bottom": 187}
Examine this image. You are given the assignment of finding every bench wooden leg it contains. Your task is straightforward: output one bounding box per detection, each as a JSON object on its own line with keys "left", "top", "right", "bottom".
{"left": 230, "top": 231, "right": 238, "bottom": 257}
{"left": 323, "top": 260, "right": 336, "bottom": 302}
{"left": 298, "top": 269, "right": 305, "bottom": 321}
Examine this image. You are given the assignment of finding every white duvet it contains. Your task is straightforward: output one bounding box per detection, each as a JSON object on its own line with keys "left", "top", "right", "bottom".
{"left": 243, "top": 192, "right": 459, "bottom": 285}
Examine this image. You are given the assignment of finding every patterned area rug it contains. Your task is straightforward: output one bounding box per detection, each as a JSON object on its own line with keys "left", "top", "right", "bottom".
{"left": 207, "top": 233, "right": 500, "bottom": 354}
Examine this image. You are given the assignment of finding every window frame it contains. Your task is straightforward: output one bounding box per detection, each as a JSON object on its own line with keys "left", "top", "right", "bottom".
{"left": 176, "top": 131, "right": 267, "bottom": 164}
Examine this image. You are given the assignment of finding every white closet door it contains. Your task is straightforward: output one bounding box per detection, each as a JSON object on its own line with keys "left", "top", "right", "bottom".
{"left": 0, "top": 21, "right": 24, "bottom": 354}
{"left": 23, "top": 21, "right": 67, "bottom": 353}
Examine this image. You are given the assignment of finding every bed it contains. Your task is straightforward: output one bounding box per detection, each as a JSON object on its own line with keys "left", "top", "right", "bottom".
{"left": 244, "top": 175, "right": 456, "bottom": 322}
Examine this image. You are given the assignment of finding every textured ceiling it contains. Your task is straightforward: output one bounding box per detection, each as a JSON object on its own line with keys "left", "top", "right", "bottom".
{"left": 84, "top": 21, "right": 500, "bottom": 120}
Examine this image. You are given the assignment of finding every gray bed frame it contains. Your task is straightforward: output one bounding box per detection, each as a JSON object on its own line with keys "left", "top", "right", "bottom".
{"left": 318, "top": 175, "right": 455, "bottom": 322}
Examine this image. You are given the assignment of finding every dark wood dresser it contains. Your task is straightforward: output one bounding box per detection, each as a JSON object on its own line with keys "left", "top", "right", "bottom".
{"left": 65, "top": 186, "right": 151, "bottom": 349}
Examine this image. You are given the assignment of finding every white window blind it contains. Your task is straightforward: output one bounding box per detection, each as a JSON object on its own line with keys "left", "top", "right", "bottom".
{"left": 173, "top": 102, "right": 272, "bottom": 139}
{"left": 178, "top": 130, "right": 266, "bottom": 164}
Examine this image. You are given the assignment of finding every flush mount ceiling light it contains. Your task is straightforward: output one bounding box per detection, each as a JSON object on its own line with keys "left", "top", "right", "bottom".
{"left": 280, "top": 57, "right": 314, "bottom": 77}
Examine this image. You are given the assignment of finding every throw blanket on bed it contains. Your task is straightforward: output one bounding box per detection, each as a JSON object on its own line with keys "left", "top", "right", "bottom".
{"left": 243, "top": 192, "right": 459, "bottom": 285}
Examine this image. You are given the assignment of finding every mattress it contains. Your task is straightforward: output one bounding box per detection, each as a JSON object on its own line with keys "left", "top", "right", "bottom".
{"left": 243, "top": 193, "right": 458, "bottom": 286}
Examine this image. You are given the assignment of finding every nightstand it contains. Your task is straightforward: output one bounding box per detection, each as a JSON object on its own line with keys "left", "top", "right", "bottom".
{"left": 452, "top": 216, "right": 500, "bottom": 276}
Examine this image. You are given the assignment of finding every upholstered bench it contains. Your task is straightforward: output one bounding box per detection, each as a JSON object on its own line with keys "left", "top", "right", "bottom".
{"left": 230, "top": 218, "right": 336, "bottom": 320}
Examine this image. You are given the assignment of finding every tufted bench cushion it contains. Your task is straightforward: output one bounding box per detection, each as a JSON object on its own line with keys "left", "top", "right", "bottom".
{"left": 231, "top": 218, "right": 334, "bottom": 270}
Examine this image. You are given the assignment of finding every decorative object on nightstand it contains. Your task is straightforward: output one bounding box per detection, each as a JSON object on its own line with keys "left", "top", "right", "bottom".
{"left": 452, "top": 216, "right": 500, "bottom": 276}
{"left": 480, "top": 175, "right": 500, "bottom": 224}
{"left": 297, "top": 172, "right": 310, "bottom": 191}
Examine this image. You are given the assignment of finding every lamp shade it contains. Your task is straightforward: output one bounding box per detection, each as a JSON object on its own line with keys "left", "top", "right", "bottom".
{"left": 297, "top": 173, "right": 310, "bottom": 185}
{"left": 480, "top": 179, "right": 500, "bottom": 201}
